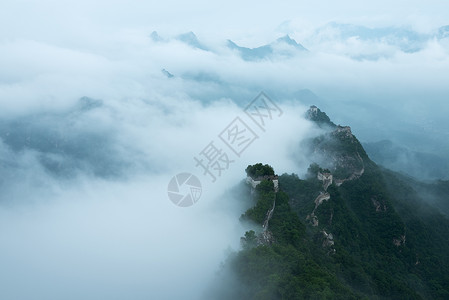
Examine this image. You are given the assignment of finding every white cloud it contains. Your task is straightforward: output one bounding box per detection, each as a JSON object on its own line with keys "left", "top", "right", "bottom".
{"left": 0, "top": 70, "right": 315, "bottom": 299}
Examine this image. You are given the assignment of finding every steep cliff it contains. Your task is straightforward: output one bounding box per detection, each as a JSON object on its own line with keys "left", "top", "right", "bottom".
{"left": 209, "top": 107, "right": 449, "bottom": 299}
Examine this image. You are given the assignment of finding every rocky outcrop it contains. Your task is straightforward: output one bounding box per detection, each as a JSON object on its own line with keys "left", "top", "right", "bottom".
{"left": 259, "top": 230, "right": 275, "bottom": 245}
{"left": 322, "top": 230, "right": 335, "bottom": 247}
{"left": 393, "top": 235, "right": 406, "bottom": 247}
{"left": 309, "top": 123, "right": 366, "bottom": 186}
{"left": 306, "top": 105, "right": 337, "bottom": 128}
{"left": 322, "top": 230, "right": 336, "bottom": 255}
{"left": 372, "top": 196, "right": 387, "bottom": 212}
{"left": 335, "top": 125, "right": 353, "bottom": 138}
{"left": 318, "top": 172, "right": 333, "bottom": 191}
{"left": 306, "top": 213, "right": 320, "bottom": 227}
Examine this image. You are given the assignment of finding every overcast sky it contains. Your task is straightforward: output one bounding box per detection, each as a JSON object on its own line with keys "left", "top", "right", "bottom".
{"left": 2, "top": 0, "right": 449, "bottom": 43}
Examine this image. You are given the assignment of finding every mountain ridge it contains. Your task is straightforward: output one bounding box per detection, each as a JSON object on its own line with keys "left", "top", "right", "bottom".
{"left": 227, "top": 35, "right": 308, "bottom": 61}
{"left": 208, "top": 105, "right": 449, "bottom": 299}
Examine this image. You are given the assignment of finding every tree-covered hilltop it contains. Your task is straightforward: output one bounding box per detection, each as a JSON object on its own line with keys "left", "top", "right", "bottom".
{"left": 278, "top": 163, "right": 449, "bottom": 299}
{"left": 245, "top": 163, "right": 275, "bottom": 178}
{"left": 210, "top": 169, "right": 358, "bottom": 300}
{"left": 212, "top": 165, "right": 449, "bottom": 299}
{"left": 208, "top": 109, "right": 449, "bottom": 299}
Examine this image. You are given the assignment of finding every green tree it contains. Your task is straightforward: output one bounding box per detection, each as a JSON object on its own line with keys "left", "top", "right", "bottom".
{"left": 246, "top": 163, "right": 275, "bottom": 178}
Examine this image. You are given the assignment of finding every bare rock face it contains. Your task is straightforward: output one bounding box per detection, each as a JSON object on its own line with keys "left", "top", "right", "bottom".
{"left": 393, "top": 235, "right": 406, "bottom": 247}
{"left": 306, "top": 106, "right": 368, "bottom": 186}
{"left": 322, "top": 230, "right": 334, "bottom": 246}
{"left": 318, "top": 172, "right": 333, "bottom": 191}
{"left": 306, "top": 105, "right": 336, "bottom": 128}
{"left": 259, "top": 230, "right": 275, "bottom": 245}
{"left": 240, "top": 229, "right": 275, "bottom": 248}
{"left": 372, "top": 196, "right": 387, "bottom": 212}
{"left": 309, "top": 124, "right": 366, "bottom": 185}
{"left": 335, "top": 125, "right": 353, "bottom": 138}
{"left": 306, "top": 213, "right": 319, "bottom": 227}
{"left": 322, "top": 230, "right": 336, "bottom": 254}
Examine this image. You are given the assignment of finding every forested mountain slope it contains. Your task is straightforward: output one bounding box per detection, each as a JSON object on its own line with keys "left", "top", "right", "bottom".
{"left": 208, "top": 107, "right": 449, "bottom": 299}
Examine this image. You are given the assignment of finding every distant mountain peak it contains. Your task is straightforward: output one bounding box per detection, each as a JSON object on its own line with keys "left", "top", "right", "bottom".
{"left": 226, "top": 39, "right": 272, "bottom": 61}
{"left": 438, "top": 25, "right": 449, "bottom": 39}
{"left": 226, "top": 39, "right": 238, "bottom": 48}
{"left": 276, "top": 34, "right": 308, "bottom": 50}
{"left": 227, "top": 35, "right": 307, "bottom": 61}
{"left": 306, "top": 105, "right": 336, "bottom": 128}
{"left": 150, "top": 31, "right": 163, "bottom": 42}
{"left": 76, "top": 97, "right": 103, "bottom": 112}
{"left": 161, "top": 68, "right": 174, "bottom": 78}
{"left": 178, "top": 31, "right": 197, "bottom": 40}
{"left": 176, "top": 31, "right": 208, "bottom": 50}
{"left": 277, "top": 34, "right": 296, "bottom": 44}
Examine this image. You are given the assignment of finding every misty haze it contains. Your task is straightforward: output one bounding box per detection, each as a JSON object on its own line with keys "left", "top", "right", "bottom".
{"left": 1, "top": 1, "right": 449, "bottom": 299}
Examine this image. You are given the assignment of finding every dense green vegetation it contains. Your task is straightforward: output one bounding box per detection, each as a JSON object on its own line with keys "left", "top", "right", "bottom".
{"left": 242, "top": 180, "right": 276, "bottom": 224}
{"left": 213, "top": 161, "right": 449, "bottom": 299}
{"left": 212, "top": 174, "right": 358, "bottom": 300}
{"left": 209, "top": 110, "right": 449, "bottom": 299}
{"left": 279, "top": 166, "right": 427, "bottom": 298}
{"left": 245, "top": 163, "right": 275, "bottom": 178}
